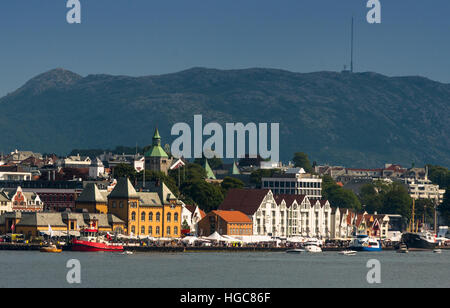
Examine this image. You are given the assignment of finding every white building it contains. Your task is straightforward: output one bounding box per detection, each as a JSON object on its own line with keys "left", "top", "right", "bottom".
{"left": 407, "top": 178, "right": 445, "bottom": 204}
{"left": 57, "top": 154, "right": 91, "bottom": 168}
{"left": 181, "top": 204, "right": 206, "bottom": 236}
{"left": 219, "top": 189, "right": 332, "bottom": 239}
{"left": 262, "top": 168, "right": 322, "bottom": 200}
{"left": 0, "top": 171, "right": 32, "bottom": 181}
{"left": 0, "top": 192, "right": 12, "bottom": 215}
{"left": 89, "top": 158, "right": 105, "bottom": 179}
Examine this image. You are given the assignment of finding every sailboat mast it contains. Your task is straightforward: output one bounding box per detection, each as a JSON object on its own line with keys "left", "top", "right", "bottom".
{"left": 412, "top": 199, "right": 415, "bottom": 233}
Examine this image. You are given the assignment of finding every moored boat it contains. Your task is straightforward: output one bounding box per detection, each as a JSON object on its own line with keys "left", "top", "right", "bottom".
{"left": 40, "top": 244, "right": 62, "bottom": 253}
{"left": 396, "top": 243, "right": 408, "bottom": 253}
{"left": 349, "top": 235, "right": 382, "bottom": 252}
{"left": 71, "top": 228, "right": 124, "bottom": 252}
{"left": 286, "top": 249, "right": 305, "bottom": 254}
{"left": 339, "top": 250, "right": 357, "bottom": 256}
{"left": 401, "top": 232, "right": 437, "bottom": 251}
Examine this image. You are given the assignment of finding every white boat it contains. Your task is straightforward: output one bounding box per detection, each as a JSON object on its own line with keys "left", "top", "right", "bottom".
{"left": 304, "top": 244, "right": 322, "bottom": 253}
{"left": 349, "top": 235, "right": 382, "bottom": 252}
{"left": 339, "top": 250, "right": 357, "bottom": 256}
{"left": 286, "top": 249, "right": 305, "bottom": 254}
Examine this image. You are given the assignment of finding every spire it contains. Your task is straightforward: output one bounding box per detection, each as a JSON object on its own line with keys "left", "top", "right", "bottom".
{"left": 153, "top": 128, "right": 161, "bottom": 146}
{"left": 204, "top": 159, "right": 216, "bottom": 180}
{"left": 231, "top": 161, "right": 241, "bottom": 175}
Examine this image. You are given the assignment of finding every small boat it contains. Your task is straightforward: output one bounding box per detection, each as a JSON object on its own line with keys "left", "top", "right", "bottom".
{"left": 122, "top": 251, "right": 134, "bottom": 255}
{"left": 349, "top": 235, "right": 382, "bottom": 252}
{"left": 433, "top": 249, "right": 442, "bottom": 254}
{"left": 396, "top": 243, "right": 408, "bottom": 253}
{"left": 40, "top": 244, "right": 62, "bottom": 253}
{"left": 304, "top": 243, "right": 322, "bottom": 253}
{"left": 339, "top": 250, "right": 357, "bottom": 256}
{"left": 286, "top": 249, "right": 305, "bottom": 254}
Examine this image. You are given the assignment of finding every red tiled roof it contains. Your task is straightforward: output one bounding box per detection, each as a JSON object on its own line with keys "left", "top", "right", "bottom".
{"left": 219, "top": 189, "right": 270, "bottom": 215}
{"left": 213, "top": 210, "right": 252, "bottom": 223}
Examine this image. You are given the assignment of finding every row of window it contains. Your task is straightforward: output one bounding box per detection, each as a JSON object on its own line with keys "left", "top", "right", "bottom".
{"left": 263, "top": 181, "right": 322, "bottom": 188}
{"left": 229, "top": 228, "right": 252, "bottom": 235}
{"left": 131, "top": 212, "right": 179, "bottom": 222}
{"left": 130, "top": 226, "right": 178, "bottom": 236}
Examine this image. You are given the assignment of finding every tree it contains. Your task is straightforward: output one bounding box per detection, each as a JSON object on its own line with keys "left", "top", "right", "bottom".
{"left": 137, "top": 169, "right": 179, "bottom": 197}
{"left": 250, "top": 169, "right": 280, "bottom": 188}
{"left": 382, "top": 183, "right": 412, "bottom": 220}
{"left": 426, "top": 165, "right": 450, "bottom": 188}
{"left": 359, "top": 183, "right": 383, "bottom": 214}
{"left": 113, "top": 163, "right": 137, "bottom": 181}
{"left": 293, "top": 152, "right": 313, "bottom": 173}
{"left": 438, "top": 188, "right": 450, "bottom": 225}
{"left": 181, "top": 180, "right": 224, "bottom": 212}
{"left": 221, "top": 177, "right": 244, "bottom": 194}
{"left": 321, "top": 175, "right": 361, "bottom": 210}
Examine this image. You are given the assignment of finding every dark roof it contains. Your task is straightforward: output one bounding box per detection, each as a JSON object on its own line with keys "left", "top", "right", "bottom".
{"left": 273, "top": 194, "right": 307, "bottom": 208}
{"left": 219, "top": 189, "right": 270, "bottom": 215}
{"left": 76, "top": 183, "right": 107, "bottom": 203}
{"left": 108, "top": 178, "right": 139, "bottom": 199}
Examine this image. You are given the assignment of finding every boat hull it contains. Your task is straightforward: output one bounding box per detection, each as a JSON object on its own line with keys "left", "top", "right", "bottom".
{"left": 40, "top": 247, "right": 62, "bottom": 253}
{"left": 350, "top": 246, "right": 382, "bottom": 252}
{"left": 71, "top": 240, "right": 124, "bottom": 252}
{"left": 401, "top": 233, "right": 437, "bottom": 250}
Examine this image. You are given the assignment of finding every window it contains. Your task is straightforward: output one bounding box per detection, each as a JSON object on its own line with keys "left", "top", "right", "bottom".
{"left": 131, "top": 212, "right": 136, "bottom": 221}
{"left": 167, "top": 213, "right": 171, "bottom": 222}
{"left": 148, "top": 226, "right": 152, "bottom": 235}
{"left": 131, "top": 226, "right": 136, "bottom": 234}
{"left": 141, "top": 226, "right": 145, "bottom": 235}
{"left": 156, "top": 213, "right": 160, "bottom": 222}
{"left": 156, "top": 226, "right": 160, "bottom": 235}
{"left": 174, "top": 213, "right": 178, "bottom": 222}
{"left": 149, "top": 212, "right": 153, "bottom": 221}
{"left": 141, "top": 212, "right": 146, "bottom": 221}
{"left": 174, "top": 227, "right": 178, "bottom": 235}
{"left": 167, "top": 226, "right": 171, "bottom": 235}
{"left": 119, "top": 201, "right": 123, "bottom": 208}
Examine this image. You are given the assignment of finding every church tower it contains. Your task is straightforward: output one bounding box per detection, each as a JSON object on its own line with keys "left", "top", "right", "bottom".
{"left": 144, "top": 128, "right": 173, "bottom": 175}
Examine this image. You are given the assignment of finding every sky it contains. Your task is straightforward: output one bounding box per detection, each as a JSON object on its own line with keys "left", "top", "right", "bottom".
{"left": 0, "top": 0, "right": 449, "bottom": 96}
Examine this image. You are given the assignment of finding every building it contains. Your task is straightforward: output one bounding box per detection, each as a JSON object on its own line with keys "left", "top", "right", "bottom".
{"left": 1, "top": 186, "right": 44, "bottom": 212}
{"left": 262, "top": 168, "right": 322, "bottom": 200}
{"left": 218, "top": 189, "right": 333, "bottom": 238}
{"left": 198, "top": 210, "right": 253, "bottom": 237}
{"left": 89, "top": 158, "right": 105, "bottom": 179}
{"left": 181, "top": 205, "right": 206, "bottom": 236}
{"left": 406, "top": 178, "right": 445, "bottom": 204}
{"left": 0, "top": 211, "right": 125, "bottom": 239}
{"left": 0, "top": 180, "right": 83, "bottom": 212}
{"left": 144, "top": 128, "right": 173, "bottom": 175}
{"left": 0, "top": 165, "right": 32, "bottom": 181}
{"left": 0, "top": 192, "right": 12, "bottom": 215}
{"left": 107, "top": 178, "right": 182, "bottom": 237}
{"left": 75, "top": 183, "right": 108, "bottom": 214}
{"left": 57, "top": 154, "right": 92, "bottom": 168}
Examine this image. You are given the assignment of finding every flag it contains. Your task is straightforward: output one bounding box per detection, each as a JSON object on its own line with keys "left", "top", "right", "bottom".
{"left": 48, "top": 224, "right": 53, "bottom": 238}
{"left": 10, "top": 223, "right": 15, "bottom": 232}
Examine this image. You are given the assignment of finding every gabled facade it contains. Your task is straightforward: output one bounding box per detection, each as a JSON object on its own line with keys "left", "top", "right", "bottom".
{"left": 144, "top": 128, "right": 173, "bottom": 175}
{"left": 75, "top": 183, "right": 108, "bottom": 214}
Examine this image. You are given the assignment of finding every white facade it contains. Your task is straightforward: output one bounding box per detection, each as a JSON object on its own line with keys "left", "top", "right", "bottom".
{"left": 407, "top": 178, "right": 445, "bottom": 204}
{"left": 0, "top": 171, "right": 32, "bottom": 181}
{"left": 0, "top": 192, "right": 12, "bottom": 215}
{"left": 262, "top": 170, "right": 323, "bottom": 200}
{"left": 250, "top": 191, "right": 332, "bottom": 239}
{"left": 89, "top": 158, "right": 105, "bottom": 179}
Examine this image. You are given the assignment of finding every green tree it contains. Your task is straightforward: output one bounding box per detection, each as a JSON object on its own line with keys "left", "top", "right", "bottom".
{"left": 359, "top": 183, "right": 383, "bottom": 214}
{"left": 181, "top": 180, "right": 224, "bottom": 212}
{"left": 221, "top": 177, "right": 244, "bottom": 194}
{"left": 113, "top": 163, "right": 137, "bottom": 181}
{"left": 426, "top": 165, "right": 450, "bottom": 188}
{"left": 250, "top": 169, "right": 280, "bottom": 188}
{"left": 381, "top": 183, "right": 412, "bottom": 220}
{"left": 293, "top": 152, "right": 313, "bottom": 173}
{"left": 438, "top": 188, "right": 450, "bottom": 225}
{"left": 321, "top": 175, "right": 361, "bottom": 210}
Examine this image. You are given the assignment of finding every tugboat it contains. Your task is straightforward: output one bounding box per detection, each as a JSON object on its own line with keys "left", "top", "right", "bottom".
{"left": 71, "top": 227, "right": 124, "bottom": 252}
{"left": 349, "top": 235, "right": 382, "bottom": 252}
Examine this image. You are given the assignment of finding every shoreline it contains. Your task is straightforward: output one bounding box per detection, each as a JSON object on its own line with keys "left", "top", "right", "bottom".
{"left": 1, "top": 243, "right": 447, "bottom": 253}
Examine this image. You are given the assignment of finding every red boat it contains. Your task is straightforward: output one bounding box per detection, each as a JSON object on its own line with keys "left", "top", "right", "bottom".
{"left": 71, "top": 227, "right": 124, "bottom": 252}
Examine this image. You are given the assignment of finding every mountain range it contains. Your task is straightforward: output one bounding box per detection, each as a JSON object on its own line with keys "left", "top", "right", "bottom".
{"left": 0, "top": 67, "right": 449, "bottom": 168}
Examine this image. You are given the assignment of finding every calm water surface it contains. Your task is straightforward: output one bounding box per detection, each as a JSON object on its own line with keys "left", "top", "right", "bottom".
{"left": 0, "top": 250, "right": 449, "bottom": 288}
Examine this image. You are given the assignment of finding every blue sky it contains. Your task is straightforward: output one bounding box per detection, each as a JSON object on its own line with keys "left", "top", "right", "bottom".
{"left": 0, "top": 0, "right": 449, "bottom": 96}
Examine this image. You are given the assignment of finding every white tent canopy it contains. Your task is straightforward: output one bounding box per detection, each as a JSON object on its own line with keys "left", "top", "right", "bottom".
{"left": 203, "top": 232, "right": 229, "bottom": 242}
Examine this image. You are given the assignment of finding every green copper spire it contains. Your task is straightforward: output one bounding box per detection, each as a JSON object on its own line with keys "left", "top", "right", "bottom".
{"left": 231, "top": 161, "right": 241, "bottom": 175}
{"left": 145, "top": 127, "right": 168, "bottom": 158}
{"left": 204, "top": 159, "right": 216, "bottom": 180}
{"left": 153, "top": 128, "right": 161, "bottom": 146}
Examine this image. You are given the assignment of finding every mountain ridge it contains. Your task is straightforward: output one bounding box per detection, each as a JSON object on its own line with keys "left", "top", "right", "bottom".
{"left": 0, "top": 67, "right": 449, "bottom": 168}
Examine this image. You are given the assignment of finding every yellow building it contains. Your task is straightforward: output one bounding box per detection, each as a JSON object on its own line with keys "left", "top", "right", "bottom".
{"left": 75, "top": 183, "right": 108, "bottom": 214}
{"left": 107, "top": 178, "right": 182, "bottom": 238}
{"left": 0, "top": 211, "right": 125, "bottom": 239}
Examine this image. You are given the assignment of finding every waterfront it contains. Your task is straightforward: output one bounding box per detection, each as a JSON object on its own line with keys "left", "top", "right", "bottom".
{"left": 0, "top": 250, "right": 449, "bottom": 288}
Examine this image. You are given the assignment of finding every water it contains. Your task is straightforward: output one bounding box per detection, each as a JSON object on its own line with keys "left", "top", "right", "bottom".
{"left": 0, "top": 250, "right": 449, "bottom": 288}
